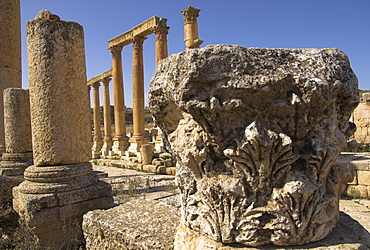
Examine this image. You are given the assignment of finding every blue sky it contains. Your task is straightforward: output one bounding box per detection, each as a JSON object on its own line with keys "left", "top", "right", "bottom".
{"left": 20, "top": 0, "right": 370, "bottom": 107}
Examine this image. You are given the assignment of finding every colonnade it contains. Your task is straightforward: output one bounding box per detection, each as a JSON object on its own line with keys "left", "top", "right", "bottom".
{"left": 87, "top": 69, "right": 113, "bottom": 157}
{"left": 87, "top": 8, "right": 203, "bottom": 158}
{"left": 88, "top": 16, "right": 169, "bottom": 157}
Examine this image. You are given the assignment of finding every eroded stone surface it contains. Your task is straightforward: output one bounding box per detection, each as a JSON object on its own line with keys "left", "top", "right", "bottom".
{"left": 3, "top": 88, "right": 32, "bottom": 153}
{"left": 12, "top": 14, "right": 113, "bottom": 248}
{"left": 174, "top": 212, "right": 370, "bottom": 250}
{"left": 83, "top": 198, "right": 180, "bottom": 250}
{"left": 149, "top": 45, "right": 359, "bottom": 246}
{"left": 0, "top": 88, "right": 32, "bottom": 176}
{"left": 0, "top": 0, "right": 22, "bottom": 153}
{"left": 27, "top": 14, "right": 91, "bottom": 166}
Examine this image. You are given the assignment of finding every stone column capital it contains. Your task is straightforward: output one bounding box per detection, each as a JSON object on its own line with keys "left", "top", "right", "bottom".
{"left": 102, "top": 77, "right": 112, "bottom": 86}
{"left": 181, "top": 6, "right": 201, "bottom": 23}
{"left": 109, "top": 45, "right": 123, "bottom": 59}
{"left": 92, "top": 81, "right": 100, "bottom": 89}
{"left": 132, "top": 36, "right": 147, "bottom": 50}
{"left": 153, "top": 26, "right": 170, "bottom": 41}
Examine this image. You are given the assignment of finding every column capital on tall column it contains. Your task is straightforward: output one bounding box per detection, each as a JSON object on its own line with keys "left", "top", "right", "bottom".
{"left": 102, "top": 77, "right": 112, "bottom": 86}
{"left": 181, "top": 5, "right": 203, "bottom": 50}
{"left": 92, "top": 81, "right": 100, "bottom": 89}
{"left": 181, "top": 6, "right": 201, "bottom": 23}
{"left": 132, "top": 36, "right": 147, "bottom": 50}
{"left": 153, "top": 26, "right": 170, "bottom": 41}
{"left": 109, "top": 45, "right": 123, "bottom": 59}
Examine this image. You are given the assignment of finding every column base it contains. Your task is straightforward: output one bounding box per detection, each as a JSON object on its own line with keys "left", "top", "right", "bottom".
{"left": 0, "top": 152, "right": 33, "bottom": 176}
{"left": 0, "top": 145, "right": 6, "bottom": 155}
{"left": 92, "top": 137, "right": 102, "bottom": 158}
{"left": 101, "top": 136, "right": 113, "bottom": 156}
{"left": 128, "top": 134, "right": 149, "bottom": 153}
{"left": 12, "top": 162, "right": 114, "bottom": 248}
{"left": 154, "top": 132, "right": 165, "bottom": 153}
{"left": 0, "top": 175, "right": 23, "bottom": 207}
{"left": 112, "top": 135, "right": 129, "bottom": 155}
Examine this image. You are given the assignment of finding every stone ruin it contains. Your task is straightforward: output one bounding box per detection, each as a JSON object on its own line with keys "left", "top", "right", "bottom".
{"left": 11, "top": 11, "right": 114, "bottom": 247}
{"left": 0, "top": 88, "right": 32, "bottom": 205}
{"left": 149, "top": 44, "right": 359, "bottom": 247}
{"left": 0, "top": 2, "right": 365, "bottom": 249}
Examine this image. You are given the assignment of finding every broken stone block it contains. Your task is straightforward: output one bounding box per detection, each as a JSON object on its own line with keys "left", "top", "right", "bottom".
{"left": 149, "top": 45, "right": 359, "bottom": 246}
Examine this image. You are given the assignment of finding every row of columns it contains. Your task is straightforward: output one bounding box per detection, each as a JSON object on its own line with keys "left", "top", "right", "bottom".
{"left": 88, "top": 6, "right": 201, "bottom": 157}
{"left": 91, "top": 25, "right": 169, "bottom": 156}
{"left": 90, "top": 77, "right": 112, "bottom": 158}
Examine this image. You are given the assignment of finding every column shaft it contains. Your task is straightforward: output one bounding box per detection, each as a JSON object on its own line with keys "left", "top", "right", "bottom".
{"left": 0, "top": 88, "right": 32, "bottom": 176}
{"left": 132, "top": 36, "right": 146, "bottom": 136}
{"left": 92, "top": 82, "right": 102, "bottom": 158}
{"left": 101, "top": 77, "right": 113, "bottom": 154}
{"left": 110, "top": 45, "right": 129, "bottom": 154}
{"left": 13, "top": 12, "right": 113, "bottom": 248}
{"left": 129, "top": 36, "right": 148, "bottom": 153}
{"left": 154, "top": 26, "right": 169, "bottom": 66}
{"left": 88, "top": 85, "right": 93, "bottom": 140}
{"left": 0, "top": 0, "right": 22, "bottom": 153}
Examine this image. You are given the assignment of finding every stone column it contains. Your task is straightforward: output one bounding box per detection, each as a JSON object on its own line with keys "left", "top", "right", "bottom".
{"left": 110, "top": 45, "right": 129, "bottom": 155}
{"left": 0, "top": 88, "right": 32, "bottom": 206}
{"left": 101, "top": 77, "right": 113, "bottom": 155}
{"left": 88, "top": 85, "right": 93, "bottom": 140}
{"left": 0, "top": 0, "right": 22, "bottom": 154}
{"left": 13, "top": 11, "right": 113, "bottom": 248}
{"left": 0, "top": 88, "right": 32, "bottom": 176}
{"left": 181, "top": 6, "right": 203, "bottom": 50}
{"left": 92, "top": 81, "right": 102, "bottom": 158}
{"left": 154, "top": 26, "right": 169, "bottom": 66}
{"left": 129, "top": 36, "right": 148, "bottom": 153}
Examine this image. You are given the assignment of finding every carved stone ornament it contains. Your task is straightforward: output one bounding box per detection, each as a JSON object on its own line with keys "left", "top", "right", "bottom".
{"left": 153, "top": 26, "right": 169, "bottom": 41}
{"left": 109, "top": 45, "right": 123, "bottom": 59}
{"left": 132, "top": 36, "right": 147, "bottom": 50}
{"left": 181, "top": 5, "right": 201, "bottom": 23}
{"left": 149, "top": 45, "right": 359, "bottom": 246}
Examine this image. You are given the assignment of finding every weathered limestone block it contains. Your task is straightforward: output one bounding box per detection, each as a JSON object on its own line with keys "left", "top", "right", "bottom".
{"left": 83, "top": 198, "right": 180, "bottom": 250}
{"left": 13, "top": 11, "right": 113, "bottom": 248}
{"left": 0, "top": 88, "right": 33, "bottom": 176}
{"left": 149, "top": 45, "right": 359, "bottom": 246}
{"left": 0, "top": 0, "right": 22, "bottom": 153}
{"left": 140, "top": 143, "right": 153, "bottom": 164}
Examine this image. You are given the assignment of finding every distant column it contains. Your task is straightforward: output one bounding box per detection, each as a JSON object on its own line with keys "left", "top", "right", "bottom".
{"left": 129, "top": 36, "right": 148, "bottom": 153}
{"left": 154, "top": 26, "right": 169, "bottom": 66}
{"left": 181, "top": 6, "right": 203, "bottom": 50}
{"left": 110, "top": 45, "right": 129, "bottom": 154}
{"left": 92, "top": 81, "right": 102, "bottom": 158}
{"left": 0, "top": 0, "right": 22, "bottom": 154}
{"left": 88, "top": 85, "right": 93, "bottom": 140}
{"left": 101, "top": 77, "right": 113, "bottom": 155}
